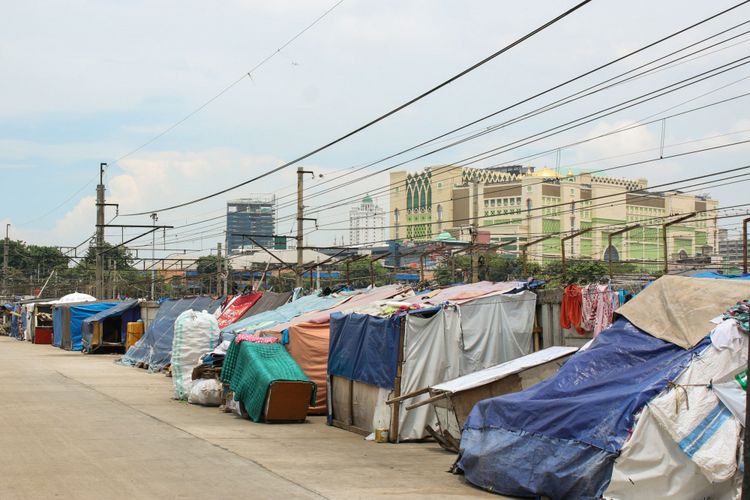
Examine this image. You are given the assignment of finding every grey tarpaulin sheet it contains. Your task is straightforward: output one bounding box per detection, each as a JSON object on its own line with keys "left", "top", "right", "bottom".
{"left": 238, "top": 291, "right": 292, "bottom": 321}
{"left": 399, "top": 290, "right": 537, "bottom": 440}
{"left": 617, "top": 275, "right": 750, "bottom": 349}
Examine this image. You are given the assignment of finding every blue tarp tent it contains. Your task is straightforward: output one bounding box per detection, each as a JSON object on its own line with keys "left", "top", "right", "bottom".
{"left": 456, "top": 317, "right": 710, "bottom": 499}
{"left": 67, "top": 302, "right": 119, "bottom": 351}
{"left": 81, "top": 299, "right": 141, "bottom": 352}
{"left": 120, "top": 296, "right": 221, "bottom": 372}
{"left": 52, "top": 307, "right": 63, "bottom": 347}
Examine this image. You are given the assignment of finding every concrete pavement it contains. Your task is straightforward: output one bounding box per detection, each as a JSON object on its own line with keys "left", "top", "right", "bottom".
{"left": 0, "top": 337, "right": 495, "bottom": 499}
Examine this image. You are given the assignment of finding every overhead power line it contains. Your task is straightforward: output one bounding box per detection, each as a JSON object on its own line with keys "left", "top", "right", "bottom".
{"left": 121, "top": 0, "right": 593, "bottom": 216}
{"left": 115, "top": 0, "right": 346, "bottom": 163}
{"left": 271, "top": 10, "right": 750, "bottom": 210}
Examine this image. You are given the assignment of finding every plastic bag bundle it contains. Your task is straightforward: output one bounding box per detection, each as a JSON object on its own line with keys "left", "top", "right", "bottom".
{"left": 172, "top": 310, "right": 220, "bottom": 400}
{"left": 188, "top": 379, "right": 223, "bottom": 406}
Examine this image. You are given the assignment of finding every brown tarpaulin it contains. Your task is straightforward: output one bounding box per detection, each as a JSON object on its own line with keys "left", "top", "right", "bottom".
{"left": 285, "top": 322, "right": 330, "bottom": 414}
{"left": 616, "top": 275, "right": 750, "bottom": 349}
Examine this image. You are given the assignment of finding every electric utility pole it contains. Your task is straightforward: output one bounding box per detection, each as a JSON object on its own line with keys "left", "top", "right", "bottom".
{"left": 217, "top": 242, "right": 223, "bottom": 296}
{"left": 150, "top": 212, "right": 158, "bottom": 300}
{"left": 3, "top": 223, "right": 9, "bottom": 294}
{"left": 471, "top": 181, "right": 480, "bottom": 283}
{"left": 95, "top": 163, "right": 106, "bottom": 298}
{"left": 296, "top": 167, "right": 304, "bottom": 288}
{"left": 296, "top": 167, "right": 316, "bottom": 288}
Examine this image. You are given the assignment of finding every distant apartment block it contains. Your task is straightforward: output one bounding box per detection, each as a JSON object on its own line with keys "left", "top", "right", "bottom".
{"left": 226, "top": 195, "right": 276, "bottom": 254}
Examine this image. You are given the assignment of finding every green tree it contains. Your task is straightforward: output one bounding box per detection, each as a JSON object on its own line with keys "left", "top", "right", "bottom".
{"left": 338, "top": 259, "right": 389, "bottom": 288}
{"left": 540, "top": 259, "right": 608, "bottom": 287}
{"left": 81, "top": 242, "right": 133, "bottom": 271}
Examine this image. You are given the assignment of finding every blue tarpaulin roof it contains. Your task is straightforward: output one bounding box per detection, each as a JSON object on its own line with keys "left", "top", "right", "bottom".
{"left": 457, "top": 317, "right": 710, "bottom": 499}
{"left": 393, "top": 273, "right": 420, "bottom": 281}
{"left": 691, "top": 271, "right": 750, "bottom": 280}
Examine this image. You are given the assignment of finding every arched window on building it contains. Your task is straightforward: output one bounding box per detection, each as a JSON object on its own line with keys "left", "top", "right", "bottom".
{"left": 526, "top": 198, "right": 532, "bottom": 215}
{"left": 436, "top": 204, "right": 443, "bottom": 231}
{"left": 603, "top": 245, "right": 620, "bottom": 263}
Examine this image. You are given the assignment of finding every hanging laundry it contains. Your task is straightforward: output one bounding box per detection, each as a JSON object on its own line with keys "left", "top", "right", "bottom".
{"left": 580, "top": 284, "right": 598, "bottom": 333}
{"left": 560, "top": 284, "right": 586, "bottom": 335}
{"left": 593, "top": 284, "right": 619, "bottom": 336}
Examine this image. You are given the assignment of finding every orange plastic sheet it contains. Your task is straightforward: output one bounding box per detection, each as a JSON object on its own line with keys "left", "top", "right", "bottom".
{"left": 286, "top": 322, "right": 330, "bottom": 414}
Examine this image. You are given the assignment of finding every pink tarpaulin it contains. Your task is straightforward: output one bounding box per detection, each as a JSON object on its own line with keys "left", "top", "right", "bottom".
{"left": 217, "top": 293, "right": 262, "bottom": 330}
{"left": 404, "top": 281, "right": 520, "bottom": 305}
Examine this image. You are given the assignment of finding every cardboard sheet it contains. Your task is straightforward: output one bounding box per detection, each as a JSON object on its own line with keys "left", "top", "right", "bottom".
{"left": 616, "top": 275, "right": 750, "bottom": 349}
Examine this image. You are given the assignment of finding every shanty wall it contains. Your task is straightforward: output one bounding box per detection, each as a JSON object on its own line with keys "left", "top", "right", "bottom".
{"left": 139, "top": 301, "right": 161, "bottom": 330}
{"left": 536, "top": 289, "right": 593, "bottom": 349}
{"left": 535, "top": 286, "right": 646, "bottom": 349}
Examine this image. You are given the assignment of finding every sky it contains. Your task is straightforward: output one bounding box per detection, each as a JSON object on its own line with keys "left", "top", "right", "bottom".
{"left": 2, "top": 0, "right": 750, "bottom": 260}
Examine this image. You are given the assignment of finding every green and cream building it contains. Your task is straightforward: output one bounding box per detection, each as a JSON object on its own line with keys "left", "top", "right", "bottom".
{"left": 389, "top": 165, "right": 718, "bottom": 266}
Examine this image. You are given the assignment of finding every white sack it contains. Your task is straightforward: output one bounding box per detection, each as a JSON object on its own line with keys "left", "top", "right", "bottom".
{"left": 648, "top": 337, "right": 746, "bottom": 483}
{"left": 605, "top": 406, "right": 737, "bottom": 500}
{"left": 172, "top": 310, "right": 220, "bottom": 400}
{"left": 188, "top": 379, "right": 223, "bottom": 406}
{"left": 713, "top": 377, "right": 746, "bottom": 422}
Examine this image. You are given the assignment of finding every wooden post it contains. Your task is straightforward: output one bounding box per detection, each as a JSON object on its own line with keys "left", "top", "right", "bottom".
{"left": 390, "top": 316, "right": 406, "bottom": 443}
{"left": 743, "top": 217, "right": 749, "bottom": 275}
{"left": 662, "top": 213, "right": 696, "bottom": 275}
{"left": 560, "top": 228, "right": 592, "bottom": 274}
{"left": 522, "top": 235, "right": 554, "bottom": 276}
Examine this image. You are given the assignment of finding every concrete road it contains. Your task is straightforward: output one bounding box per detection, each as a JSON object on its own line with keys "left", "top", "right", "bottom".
{"left": 0, "top": 337, "right": 495, "bottom": 499}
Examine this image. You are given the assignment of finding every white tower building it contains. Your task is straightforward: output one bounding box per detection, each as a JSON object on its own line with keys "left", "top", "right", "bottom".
{"left": 349, "top": 194, "right": 385, "bottom": 247}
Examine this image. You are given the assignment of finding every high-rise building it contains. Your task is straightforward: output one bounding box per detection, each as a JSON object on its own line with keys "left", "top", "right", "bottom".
{"left": 389, "top": 165, "right": 719, "bottom": 268}
{"left": 718, "top": 228, "right": 744, "bottom": 266}
{"left": 226, "top": 195, "right": 276, "bottom": 254}
{"left": 349, "top": 194, "right": 385, "bottom": 247}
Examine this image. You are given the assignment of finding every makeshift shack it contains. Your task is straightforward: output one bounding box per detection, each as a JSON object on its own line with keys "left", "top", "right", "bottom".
{"left": 25, "top": 300, "right": 55, "bottom": 344}
{"left": 327, "top": 282, "right": 536, "bottom": 441}
{"left": 274, "top": 285, "right": 411, "bottom": 415}
{"left": 120, "top": 296, "right": 221, "bottom": 372}
{"left": 53, "top": 301, "right": 119, "bottom": 351}
{"left": 455, "top": 275, "right": 750, "bottom": 499}
{"left": 81, "top": 299, "right": 141, "bottom": 353}
{"left": 402, "top": 346, "right": 577, "bottom": 451}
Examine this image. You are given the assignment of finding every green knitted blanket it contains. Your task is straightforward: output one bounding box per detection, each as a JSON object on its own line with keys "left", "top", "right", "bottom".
{"left": 221, "top": 341, "right": 316, "bottom": 422}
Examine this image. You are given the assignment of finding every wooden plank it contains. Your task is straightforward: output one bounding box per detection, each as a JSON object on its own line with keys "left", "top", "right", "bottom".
{"left": 331, "top": 419, "right": 370, "bottom": 437}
